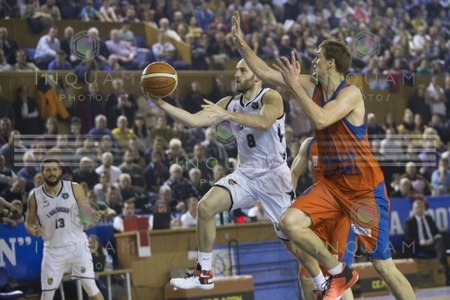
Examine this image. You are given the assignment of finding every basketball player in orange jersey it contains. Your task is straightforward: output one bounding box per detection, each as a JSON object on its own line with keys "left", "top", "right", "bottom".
{"left": 292, "top": 137, "right": 355, "bottom": 300}
{"left": 142, "top": 59, "right": 322, "bottom": 291}
{"left": 232, "top": 11, "right": 416, "bottom": 300}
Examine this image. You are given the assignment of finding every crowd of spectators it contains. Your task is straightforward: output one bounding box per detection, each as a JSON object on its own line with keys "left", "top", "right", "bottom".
{"left": 0, "top": 0, "right": 450, "bottom": 271}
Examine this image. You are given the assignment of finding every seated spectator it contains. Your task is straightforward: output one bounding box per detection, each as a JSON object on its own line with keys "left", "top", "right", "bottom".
{"left": 105, "top": 185, "right": 123, "bottom": 215}
{"left": 54, "top": 134, "right": 76, "bottom": 166}
{"left": 0, "top": 197, "right": 17, "bottom": 226}
{"left": 95, "top": 152, "right": 122, "bottom": 184}
{"left": 112, "top": 200, "right": 136, "bottom": 232}
{"left": 419, "top": 127, "right": 442, "bottom": 180}
{"left": 80, "top": 0, "right": 104, "bottom": 21}
{"left": 72, "top": 157, "right": 98, "bottom": 190}
{"left": 0, "top": 131, "right": 27, "bottom": 172}
{"left": 247, "top": 200, "right": 271, "bottom": 222}
{"left": 431, "top": 158, "right": 450, "bottom": 195}
{"left": 173, "top": 121, "right": 195, "bottom": 154}
{"left": 166, "top": 138, "right": 187, "bottom": 167}
{"left": 152, "top": 30, "right": 176, "bottom": 63}
{"left": 144, "top": 150, "right": 169, "bottom": 193}
{"left": 39, "top": 0, "right": 61, "bottom": 20}
{"left": 132, "top": 113, "right": 152, "bottom": 152}
{"left": 426, "top": 76, "right": 447, "bottom": 119}
{"left": 188, "top": 168, "right": 211, "bottom": 197}
{"left": 106, "top": 78, "right": 138, "bottom": 128}
{"left": 380, "top": 127, "right": 405, "bottom": 160}
{"left": 118, "top": 173, "right": 143, "bottom": 202}
{"left": 201, "top": 127, "right": 228, "bottom": 168}
{"left": 148, "top": 199, "right": 182, "bottom": 229}
{"left": 112, "top": 115, "right": 134, "bottom": 150}
{"left": 0, "top": 49, "right": 12, "bottom": 71}
{"left": 0, "top": 177, "right": 26, "bottom": 203}
{"left": 105, "top": 29, "right": 147, "bottom": 70}
{"left": 0, "top": 117, "right": 12, "bottom": 144}
{"left": 96, "top": 136, "right": 120, "bottom": 167}
{"left": 367, "top": 113, "right": 385, "bottom": 141}
{"left": 99, "top": 0, "right": 118, "bottom": 22}
{"left": 29, "top": 173, "right": 44, "bottom": 197}
{"left": 118, "top": 20, "right": 135, "bottom": 46}
{"left": 0, "top": 154, "right": 16, "bottom": 193}
{"left": 400, "top": 161, "right": 434, "bottom": 195}
{"left": 153, "top": 184, "right": 180, "bottom": 211}
{"left": 88, "top": 115, "right": 114, "bottom": 143}
{"left": 34, "top": 27, "right": 60, "bottom": 68}
{"left": 180, "top": 197, "right": 198, "bottom": 228}
{"left": 16, "top": 151, "right": 39, "bottom": 193}
{"left": 159, "top": 17, "right": 181, "bottom": 41}
{"left": 404, "top": 198, "right": 450, "bottom": 285}
{"left": 151, "top": 115, "right": 174, "bottom": 145}
{"left": 119, "top": 150, "right": 145, "bottom": 191}
{"left": 13, "top": 49, "right": 39, "bottom": 71}
{"left": 9, "top": 199, "right": 24, "bottom": 222}
{"left": 207, "top": 31, "right": 231, "bottom": 70}
{"left": 120, "top": 5, "right": 140, "bottom": 23}
{"left": 48, "top": 50, "right": 72, "bottom": 70}
{"left": 0, "top": 27, "right": 19, "bottom": 66}
{"left": 75, "top": 135, "right": 98, "bottom": 164}
{"left": 13, "top": 85, "right": 41, "bottom": 135}
{"left": 94, "top": 171, "right": 111, "bottom": 202}
{"left": 164, "top": 164, "right": 200, "bottom": 202}
{"left": 125, "top": 137, "right": 145, "bottom": 168}
{"left": 390, "top": 177, "right": 413, "bottom": 198}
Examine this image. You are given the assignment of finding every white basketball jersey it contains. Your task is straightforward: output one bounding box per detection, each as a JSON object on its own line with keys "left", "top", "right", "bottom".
{"left": 35, "top": 180, "right": 87, "bottom": 248}
{"left": 226, "top": 88, "right": 287, "bottom": 176}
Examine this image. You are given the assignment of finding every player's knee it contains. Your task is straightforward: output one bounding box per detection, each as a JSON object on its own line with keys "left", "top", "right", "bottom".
{"left": 80, "top": 278, "right": 100, "bottom": 297}
{"left": 371, "top": 258, "right": 393, "bottom": 276}
{"left": 197, "top": 198, "right": 217, "bottom": 219}
{"left": 278, "top": 209, "right": 310, "bottom": 235}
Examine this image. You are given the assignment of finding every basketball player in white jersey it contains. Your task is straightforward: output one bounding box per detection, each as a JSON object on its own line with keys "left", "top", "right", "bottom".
{"left": 25, "top": 158, "right": 104, "bottom": 300}
{"left": 142, "top": 59, "right": 321, "bottom": 290}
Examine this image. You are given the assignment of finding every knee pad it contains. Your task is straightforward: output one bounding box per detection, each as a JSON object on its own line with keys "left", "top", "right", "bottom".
{"left": 80, "top": 278, "right": 100, "bottom": 297}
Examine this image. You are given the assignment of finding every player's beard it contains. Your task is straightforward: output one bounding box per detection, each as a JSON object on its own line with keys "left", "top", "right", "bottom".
{"left": 236, "top": 75, "right": 255, "bottom": 93}
{"left": 44, "top": 175, "right": 62, "bottom": 187}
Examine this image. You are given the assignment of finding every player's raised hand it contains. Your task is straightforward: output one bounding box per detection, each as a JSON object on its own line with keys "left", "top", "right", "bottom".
{"left": 201, "top": 99, "right": 230, "bottom": 120}
{"left": 272, "top": 51, "right": 301, "bottom": 88}
{"left": 231, "top": 11, "right": 244, "bottom": 45}
{"left": 139, "top": 82, "right": 164, "bottom": 106}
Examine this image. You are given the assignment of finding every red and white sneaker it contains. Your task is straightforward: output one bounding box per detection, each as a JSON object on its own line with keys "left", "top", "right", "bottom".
{"left": 170, "top": 262, "right": 214, "bottom": 290}
{"left": 323, "top": 265, "right": 359, "bottom": 300}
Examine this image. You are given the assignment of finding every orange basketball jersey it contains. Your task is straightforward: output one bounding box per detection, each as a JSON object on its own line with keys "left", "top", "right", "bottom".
{"left": 306, "top": 138, "right": 323, "bottom": 182}
{"left": 312, "top": 80, "right": 384, "bottom": 194}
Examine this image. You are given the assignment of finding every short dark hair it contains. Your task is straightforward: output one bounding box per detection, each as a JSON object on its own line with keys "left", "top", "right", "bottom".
{"left": 40, "top": 158, "right": 61, "bottom": 172}
{"left": 318, "top": 39, "right": 352, "bottom": 75}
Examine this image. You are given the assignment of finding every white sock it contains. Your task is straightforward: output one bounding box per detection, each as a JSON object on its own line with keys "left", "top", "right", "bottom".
{"left": 327, "top": 263, "right": 343, "bottom": 276}
{"left": 198, "top": 251, "right": 212, "bottom": 271}
{"left": 312, "top": 273, "right": 326, "bottom": 291}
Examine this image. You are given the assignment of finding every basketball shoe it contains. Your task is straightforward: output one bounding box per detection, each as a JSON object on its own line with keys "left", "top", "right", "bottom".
{"left": 323, "top": 264, "right": 358, "bottom": 300}
{"left": 170, "top": 262, "right": 214, "bottom": 290}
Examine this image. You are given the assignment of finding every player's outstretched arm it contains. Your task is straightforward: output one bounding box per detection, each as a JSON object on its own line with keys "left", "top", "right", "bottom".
{"left": 273, "top": 53, "right": 362, "bottom": 130}
{"left": 202, "top": 90, "right": 283, "bottom": 131}
{"left": 25, "top": 193, "right": 42, "bottom": 237}
{"left": 291, "top": 137, "right": 313, "bottom": 190}
{"left": 143, "top": 91, "right": 231, "bottom": 128}
{"left": 231, "top": 11, "right": 315, "bottom": 95}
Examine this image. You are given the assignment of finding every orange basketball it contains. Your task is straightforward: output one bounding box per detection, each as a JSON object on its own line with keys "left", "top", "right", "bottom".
{"left": 140, "top": 62, "right": 178, "bottom": 98}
